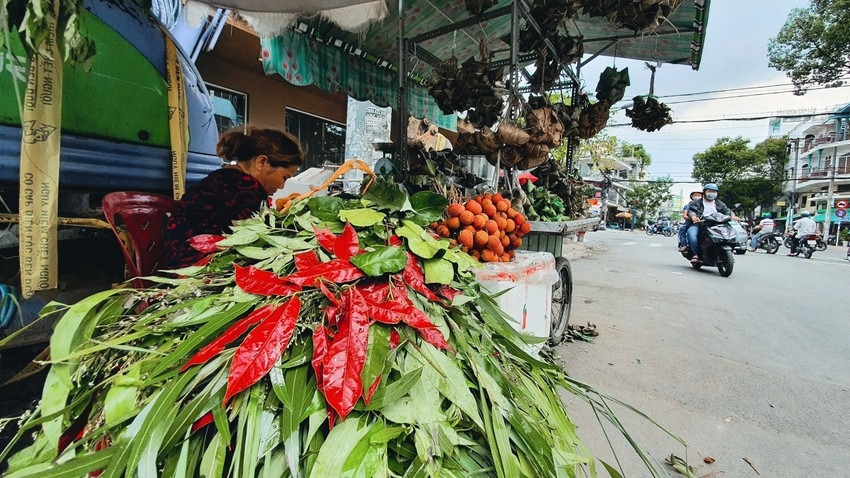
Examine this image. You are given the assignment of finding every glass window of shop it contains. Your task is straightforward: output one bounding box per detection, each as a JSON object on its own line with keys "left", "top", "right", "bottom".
{"left": 285, "top": 108, "right": 346, "bottom": 169}
{"left": 207, "top": 83, "right": 247, "bottom": 134}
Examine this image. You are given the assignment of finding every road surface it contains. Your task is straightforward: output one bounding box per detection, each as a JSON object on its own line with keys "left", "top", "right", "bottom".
{"left": 558, "top": 229, "right": 850, "bottom": 477}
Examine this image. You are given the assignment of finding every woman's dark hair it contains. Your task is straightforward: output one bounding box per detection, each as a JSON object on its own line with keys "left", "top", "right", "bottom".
{"left": 217, "top": 127, "right": 304, "bottom": 168}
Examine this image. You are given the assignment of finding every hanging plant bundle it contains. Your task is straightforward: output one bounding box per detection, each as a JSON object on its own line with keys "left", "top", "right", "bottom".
{"left": 526, "top": 106, "right": 565, "bottom": 148}
{"left": 582, "top": 0, "right": 684, "bottom": 32}
{"left": 518, "top": 0, "right": 582, "bottom": 52}
{"left": 577, "top": 100, "right": 611, "bottom": 139}
{"left": 595, "top": 66, "right": 631, "bottom": 104}
{"left": 428, "top": 56, "right": 506, "bottom": 128}
{"left": 430, "top": 193, "right": 530, "bottom": 263}
{"left": 532, "top": 158, "right": 592, "bottom": 220}
{"left": 626, "top": 95, "right": 673, "bottom": 132}
{"left": 3, "top": 177, "right": 668, "bottom": 478}
{"left": 552, "top": 102, "right": 582, "bottom": 137}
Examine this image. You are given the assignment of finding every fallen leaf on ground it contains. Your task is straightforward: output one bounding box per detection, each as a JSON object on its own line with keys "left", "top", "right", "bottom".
{"left": 703, "top": 456, "right": 715, "bottom": 464}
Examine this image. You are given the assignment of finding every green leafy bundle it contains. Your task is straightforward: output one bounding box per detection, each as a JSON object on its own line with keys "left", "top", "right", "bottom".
{"left": 1, "top": 179, "right": 674, "bottom": 477}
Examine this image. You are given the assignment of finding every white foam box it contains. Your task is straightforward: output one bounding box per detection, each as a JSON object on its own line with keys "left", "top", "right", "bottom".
{"left": 474, "top": 251, "right": 559, "bottom": 340}
{"left": 270, "top": 167, "right": 335, "bottom": 202}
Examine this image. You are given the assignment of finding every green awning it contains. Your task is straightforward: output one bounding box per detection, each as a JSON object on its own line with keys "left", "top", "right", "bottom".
{"left": 813, "top": 211, "right": 850, "bottom": 223}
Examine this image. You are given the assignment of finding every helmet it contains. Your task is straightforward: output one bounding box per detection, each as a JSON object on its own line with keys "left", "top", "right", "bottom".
{"left": 801, "top": 211, "right": 812, "bottom": 217}
{"left": 689, "top": 191, "right": 703, "bottom": 199}
{"left": 703, "top": 183, "right": 719, "bottom": 192}
{"left": 762, "top": 212, "right": 772, "bottom": 219}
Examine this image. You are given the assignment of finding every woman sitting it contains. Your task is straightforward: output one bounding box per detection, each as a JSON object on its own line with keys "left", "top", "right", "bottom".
{"left": 164, "top": 127, "right": 303, "bottom": 268}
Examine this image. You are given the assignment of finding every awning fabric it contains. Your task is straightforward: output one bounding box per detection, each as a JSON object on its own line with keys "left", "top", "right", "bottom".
{"left": 813, "top": 211, "right": 850, "bottom": 224}
{"left": 261, "top": 30, "right": 456, "bottom": 129}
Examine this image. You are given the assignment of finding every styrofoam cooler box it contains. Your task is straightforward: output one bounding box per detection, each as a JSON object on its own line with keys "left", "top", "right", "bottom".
{"left": 271, "top": 167, "right": 335, "bottom": 203}
{"left": 474, "top": 251, "right": 559, "bottom": 339}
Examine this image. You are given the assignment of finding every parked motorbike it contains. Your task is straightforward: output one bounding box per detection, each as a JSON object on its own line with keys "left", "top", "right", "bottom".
{"left": 752, "top": 231, "right": 781, "bottom": 254}
{"left": 784, "top": 230, "right": 826, "bottom": 251}
{"left": 646, "top": 222, "right": 675, "bottom": 237}
{"left": 680, "top": 213, "right": 738, "bottom": 277}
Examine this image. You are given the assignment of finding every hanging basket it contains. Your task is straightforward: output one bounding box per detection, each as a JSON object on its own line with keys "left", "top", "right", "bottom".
{"left": 516, "top": 143, "right": 550, "bottom": 170}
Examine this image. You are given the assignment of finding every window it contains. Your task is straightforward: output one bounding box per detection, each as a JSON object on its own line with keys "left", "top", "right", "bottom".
{"left": 285, "top": 108, "right": 346, "bottom": 169}
{"left": 207, "top": 83, "right": 247, "bottom": 134}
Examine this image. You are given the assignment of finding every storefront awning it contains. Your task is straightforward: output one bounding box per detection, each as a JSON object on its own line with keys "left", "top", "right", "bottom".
{"left": 813, "top": 211, "right": 850, "bottom": 224}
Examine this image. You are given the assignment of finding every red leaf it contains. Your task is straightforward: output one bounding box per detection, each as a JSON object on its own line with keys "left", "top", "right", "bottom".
{"left": 182, "top": 305, "right": 276, "bottom": 371}
{"left": 323, "top": 288, "right": 370, "bottom": 420}
{"left": 390, "top": 330, "right": 400, "bottom": 349}
{"left": 286, "top": 260, "right": 364, "bottom": 287}
{"left": 327, "top": 407, "right": 337, "bottom": 431}
{"left": 224, "top": 296, "right": 302, "bottom": 404}
{"left": 326, "top": 304, "right": 342, "bottom": 326}
{"left": 334, "top": 223, "right": 360, "bottom": 261}
{"left": 312, "top": 325, "right": 329, "bottom": 392}
{"left": 188, "top": 234, "right": 224, "bottom": 253}
{"left": 88, "top": 436, "right": 111, "bottom": 477}
{"left": 314, "top": 226, "right": 337, "bottom": 253}
{"left": 364, "top": 375, "right": 382, "bottom": 405}
{"left": 402, "top": 306, "right": 452, "bottom": 351}
{"left": 58, "top": 400, "right": 92, "bottom": 453}
{"left": 191, "top": 412, "right": 214, "bottom": 433}
{"left": 358, "top": 282, "right": 391, "bottom": 303}
{"left": 403, "top": 253, "right": 439, "bottom": 300}
{"left": 436, "top": 285, "right": 461, "bottom": 301}
{"left": 192, "top": 255, "right": 214, "bottom": 267}
{"left": 388, "top": 234, "right": 402, "bottom": 247}
{"left": 235, "top": 264, "right": 301, "bottom": 296}
{"left": 318, "top": 281, "right": 340, "bottom": 306}
{"left": 294, "top": 250, "right": 321, "bottom": 272}
{"left": 364, "top": 302, "right": 405, "bottom": 325}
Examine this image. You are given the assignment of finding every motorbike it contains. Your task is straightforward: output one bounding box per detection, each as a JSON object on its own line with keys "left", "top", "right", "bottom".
{"left": 784, "top": 230, "right": 827, "bottom": 251}
{"left": 790, "top": 234, "right": 821, "bottom": 259}
{"left": 680, "top": 213, "right": 738, "bottom": 277}
{"left": 646, "top": 221, "right": 675, "bottom": 237}
{"left": 751, "top": 231, "right": 781, "bottom": 254}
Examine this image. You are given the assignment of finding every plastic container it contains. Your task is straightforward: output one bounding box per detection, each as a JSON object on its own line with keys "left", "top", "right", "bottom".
{"left": 474, "top": 251, "right": 558, "bottom": 339}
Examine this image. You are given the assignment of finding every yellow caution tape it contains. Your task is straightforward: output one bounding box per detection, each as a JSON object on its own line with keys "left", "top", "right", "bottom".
{"left": 163, "top": 30, "right": 189, "bottom": 200}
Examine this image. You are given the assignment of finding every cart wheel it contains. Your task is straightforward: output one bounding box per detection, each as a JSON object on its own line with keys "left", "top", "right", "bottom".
{"left": 549, "top": 257, "right": 572, "bottom": 346}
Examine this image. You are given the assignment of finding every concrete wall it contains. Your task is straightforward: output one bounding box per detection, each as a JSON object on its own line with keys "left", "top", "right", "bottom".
{"left": 195, "top": 24, "right": 347, "bottom": 130}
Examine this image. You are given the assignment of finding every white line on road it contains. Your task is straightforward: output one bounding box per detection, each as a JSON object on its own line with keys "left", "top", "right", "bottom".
{"left": 621, "top": 241, "right": 637, "bottom": 246}
{"left": 650, "top": 243, "right": 663, "bottom": 248}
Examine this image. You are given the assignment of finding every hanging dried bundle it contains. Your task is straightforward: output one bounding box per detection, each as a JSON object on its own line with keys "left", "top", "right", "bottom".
{"left": 582, "top": 0, "right": 684, "bottom": 32}
{"left": 465, "top": 0, "right": 498, "bottom": 15}
{"left": 476, "top": 125, "right": 503, "bottom": 153}
{"left": 551, "top": 102, "right": 582, "bottom": 137}
{"left": 595, "top": 66, "right": 631, "bottom": 104}
{"left": 496, "top": 122, "right": 531, "bottom": 146}
{"left": 525, "top": 106, "right": 564, "bottom": 148}
{"left": 626, "top": 95, "right": 673, "bottom": 132}
{"left": 529, "top": 158, "right": 592, "bottom": 219}
{"left": 576, "top": 100, "right": 611, "bottom": 139}
{"left": 516, "top": 142, "right": 551, "bottom": 170}
{"left": 485, "top": 144, "right": 524, "bottom": 168}
{"left": 455, "top": 132, "right": 480, "bottom": 154}
{"left": 428, "top": 55, "right": 506, "bottom": 128}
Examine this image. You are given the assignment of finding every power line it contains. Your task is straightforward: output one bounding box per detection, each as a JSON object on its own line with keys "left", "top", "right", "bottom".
{"left": 608, "top": 110, "right": 842, "bottom": 127}
{"left": 660, "top": 85, "right": 850, "bottom": 107}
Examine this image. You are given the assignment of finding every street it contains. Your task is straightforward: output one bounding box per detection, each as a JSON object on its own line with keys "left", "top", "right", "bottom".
{"left": 557, "top": 229, "right": 850, "bottom": 478}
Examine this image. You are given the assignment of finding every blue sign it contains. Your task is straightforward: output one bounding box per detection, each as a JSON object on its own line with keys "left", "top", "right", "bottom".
{"left": 837, "top": 209, "right": 847, "bottom": 218}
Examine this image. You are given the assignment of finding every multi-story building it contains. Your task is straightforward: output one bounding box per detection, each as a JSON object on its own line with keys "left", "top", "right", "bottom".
{"left": 578, "top": 155, "right": 643, "bottom": 226}
{"left": 782, "top": 103, "right": 850, "bottom": 236}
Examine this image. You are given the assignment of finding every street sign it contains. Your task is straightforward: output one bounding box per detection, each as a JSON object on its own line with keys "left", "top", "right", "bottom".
{"left": 837, "top": 209, "right": 847, "bottom": 218}
{"left": 836, "top": 200, "right": 848, "bottom": 209}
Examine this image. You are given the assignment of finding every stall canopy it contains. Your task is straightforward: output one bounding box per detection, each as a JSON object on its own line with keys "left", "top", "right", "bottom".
{"left": 190, "top": 0, "right": 710, "bottom": 129}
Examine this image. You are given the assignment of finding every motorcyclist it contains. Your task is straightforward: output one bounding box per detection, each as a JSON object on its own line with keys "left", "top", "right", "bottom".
{"left": 678, "top": 191, "right": 702, "bottom": 252}
{"left": 748, "top": 212, "right": 775, "bottom": 251}
{"left": 788, "top": 211, "right": 817, "bottom": 256}
{"left": 686, "top": 183, "right": 735, "bottom": 263}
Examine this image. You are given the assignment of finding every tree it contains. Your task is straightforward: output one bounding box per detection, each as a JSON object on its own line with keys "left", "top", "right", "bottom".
{"left": 768, "top": 0, "right": 850, "bottom": 94}
{"left": 620, "top": 142, "right": 651, "bottom": 168}
{"left": 691, "top": 137, "right": 788, "bottom": 221}
{"left": 625, "top": 177, "right": 674, "bottom": 226}
{"left": 577, "top": 132, "right": 619, "bottom": 171}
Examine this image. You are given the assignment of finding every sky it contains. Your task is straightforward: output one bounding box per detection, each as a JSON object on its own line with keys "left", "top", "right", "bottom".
{"left": 577, "top": 0, "right": 849, "bottom": 198}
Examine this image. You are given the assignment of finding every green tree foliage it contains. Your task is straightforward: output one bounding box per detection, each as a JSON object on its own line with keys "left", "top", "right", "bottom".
{"left": 691, "top": 137, "right": 788, "bottom": 220}
{"left": 620, "top": 142, "right": 652, "bottom": 168}
{"left": 625, "top": 177, "right": 673, "bottom": 226}
{"left": 768, "top": 0, "right": 850, "bottom": 94}
{"left": 577, "top": 133, "right": 620, "bottom": 171}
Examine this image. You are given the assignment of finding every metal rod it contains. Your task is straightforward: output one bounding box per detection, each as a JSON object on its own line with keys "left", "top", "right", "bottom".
{"left": 583, "top": 27, "right": 697, "bottom": 43}
{"left": 579, "top": 40, "right": 618, "bottom": 68}
{"left": 396, "top": 0, "right": 408, "bottom": 181}
{"left": 410, "top": 4, "right": 512, "bottom": 43}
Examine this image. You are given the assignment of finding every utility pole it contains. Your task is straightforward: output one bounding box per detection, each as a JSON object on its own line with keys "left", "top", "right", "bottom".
{"left": 786, "top": 138, "right": 800, "bottom": 233}
{"left": 823, "top": 146, "right": 839, "bottom": 240}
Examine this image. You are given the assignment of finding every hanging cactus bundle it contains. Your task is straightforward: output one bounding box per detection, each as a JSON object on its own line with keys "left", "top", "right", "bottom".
{"left": 626, "top": 95, "right": 673, "bottom": 132}
{"left": 577, "top": 100, "right": 611, "bottom": 139}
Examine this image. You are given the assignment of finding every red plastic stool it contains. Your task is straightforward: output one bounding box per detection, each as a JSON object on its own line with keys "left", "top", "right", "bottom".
{"left": 102, "top": 192, "right": 176, "bottom": 288}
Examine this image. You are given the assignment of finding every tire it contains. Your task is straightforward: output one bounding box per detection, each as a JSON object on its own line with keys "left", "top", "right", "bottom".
{"left": 548, "top": 257, "right": 572, "bottom": 346}
{"left": 717, "top": 249, "right": 734, "bottom": 277}
{"left": 816, "top": 242, "right": 827, "bottom": 252}
{"left": 784, "top": 237, "right": 793, "bottom": 249}
{"left": 664, "top": 229, "right": 675, "bottom": 237}
{"left": 765, "top": 238, "right": 780, "bottom": 254}
{"left": 803, "top": 247, "right": 814, "bottom": 259}
{"left": 738, "top": 248, "right": 746, "bottom": 255}
{"left": 645, "top": 228, "right": 654, "bottom": 236}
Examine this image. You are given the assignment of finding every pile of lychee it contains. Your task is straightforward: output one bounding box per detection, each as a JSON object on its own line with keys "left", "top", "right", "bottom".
{"left": 430, "top": 193, "right": 532, "bottom": 263}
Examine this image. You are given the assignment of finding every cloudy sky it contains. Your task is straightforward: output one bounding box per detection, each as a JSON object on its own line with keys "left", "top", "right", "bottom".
{"left": 579, "top": 0, "right": 850, "bottom": 197}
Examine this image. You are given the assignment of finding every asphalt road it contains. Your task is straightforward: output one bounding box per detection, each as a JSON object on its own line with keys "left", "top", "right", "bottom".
{"left": 557, "top": 229, "right": 850, "bottom": 478}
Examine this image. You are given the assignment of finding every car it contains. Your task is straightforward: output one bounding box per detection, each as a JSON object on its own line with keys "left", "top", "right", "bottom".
{"left": 728, "top": 220, "right": 749, "bottom": 254}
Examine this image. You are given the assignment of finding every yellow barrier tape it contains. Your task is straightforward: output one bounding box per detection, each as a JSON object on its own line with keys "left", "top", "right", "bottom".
{"left": 0, "top": 214, "right": 110, "bottom": 229}
{"left": 164, "top": 31, "right": 188, "bottom": 200}
{"left": 17, "top": 6, "right": 63, "bottom": 298}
